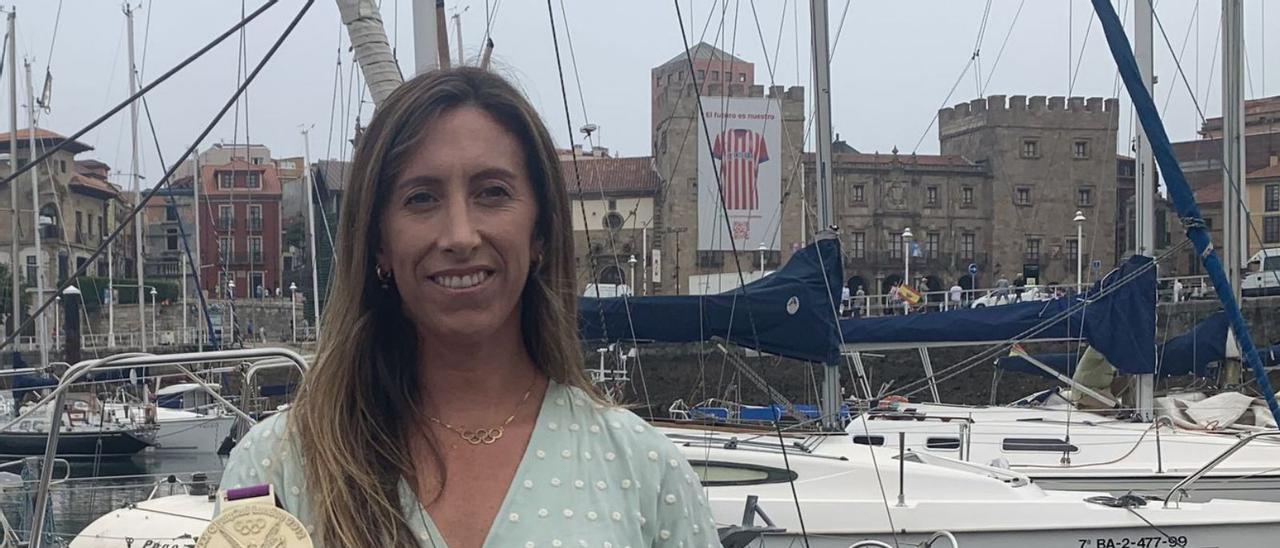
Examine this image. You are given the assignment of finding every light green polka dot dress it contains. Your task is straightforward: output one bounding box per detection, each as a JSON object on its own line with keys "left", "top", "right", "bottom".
{"left": 220, "top": 380, "right": 724, "bottom": 547}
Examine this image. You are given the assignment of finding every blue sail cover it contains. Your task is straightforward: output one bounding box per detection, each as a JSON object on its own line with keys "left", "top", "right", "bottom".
{"left": 840, "top": 255, "right": 1157, "bottom": 374}
{"left": 579, "top": 237, "right": 844, "bottom": 364}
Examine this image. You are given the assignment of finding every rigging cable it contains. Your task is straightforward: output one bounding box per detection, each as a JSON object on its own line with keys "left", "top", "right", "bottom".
{"left": 0, "top": 0, "right": 309, "bottom": 354}
{"left": 673, "top": 1, "right": 813, "bottom": 544}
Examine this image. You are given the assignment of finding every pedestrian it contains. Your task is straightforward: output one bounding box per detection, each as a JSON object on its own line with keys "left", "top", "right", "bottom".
{"left": 948, "top": 282, "right": 963, "bottom": 310}
{"left": 1173, "top": 278, "right": 1184, "bottom": 303}
{"left": 841, "top": 284, "right": 852, "bottom": 317}
{"left": 1013, "top": 275, "right": 1026, "bottom": 303}
{"left": 247, "top": 320, "right": 255, "bottom": 343}
{"left": 995, "top": 273, "right": 1011, "bottom": 304}
{"left": 854, "top": 286, "right": 867, "bottom": 318}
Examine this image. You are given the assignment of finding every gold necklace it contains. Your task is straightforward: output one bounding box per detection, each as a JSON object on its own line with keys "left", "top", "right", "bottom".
{"left": 425, "top": 377, "right": 538, "bottom": 445}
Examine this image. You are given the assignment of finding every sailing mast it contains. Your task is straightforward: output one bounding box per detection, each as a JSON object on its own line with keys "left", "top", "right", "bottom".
{"left": 809, "top": 0, "right": 841, "bottom": 430}
{"left": 194, "top": 150, "right": 201, "bottom": 350}
{"left": 1132, "top": 0, "right": 1156, "bottom": 419}
{"left": 301, "top": 128, "right": 321, "bottom": 344}
{"left": 1221, "top": 0, "right": 1246, "bottom": 386}
{"left": 125, "top": 4, "right": 146, "bottom": 350}
{"left": 7, "top": 11, "right": 17, "bottom": 342}
{"left": 24, "top": 59, "right": 47, "bottom": 368}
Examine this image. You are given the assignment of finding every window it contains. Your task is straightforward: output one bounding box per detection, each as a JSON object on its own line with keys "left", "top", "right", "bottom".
{"left": 87, "top": 213, "right": 94, "bottom": 237}
{"left": 1002, "top": 438, "right": 1079, "bottom": 453}
{"left": 926, "top": 186, "right": 939, "bottom": 207}
{"left": 603, "top": 212, "right": 625, "bottom": 231}
{"left": 249, "top": 237, "right": 263, "bottom": 261}
{"left": 248, "top": 204, "right": 263, "bottom": 231}
{"left": 166, "top": 228, "right": 179, "bottom": 251}
{"left": 1025, "top": 238, "right": 1041, "bottom": 262}
{"left": 25, "top": 256, "right": 36, "bottom": 282}
{"left": 218, "top": 172, "right": 233, "bottom": 189}
{"left": 889, "top": 233, "right": 904, "bottom": 259}
{"left": 1265, "top": 217, "right": 1280, "bottom": 244}
{"left": 710, "top": 71, "right": 719, "bottom": 81}
{"left": 962, "top": 186, "right": 974, "bottom": 206}
{"left": 1066, "top": 238, "right": 1079, "bottom": 261}
{"left": 852, "top": 435, "right": 885, "bottom": 446}
{"left": 251, "top": 157, "right": 263, "bottom": 165}
{"left": 688, "top": 461, "right": 798, "bottom": 487}
{"left": 1021, "top": 139, "right": 1040, "bottom": 158}
{"left": 697, "top": 69, "right": 706, "bottom": 80}
{"left": 926, "top": 437, "right": 961, "bottom": 450}
{"left": 925, "top": 232, "right": 940, "bottom": 259}
{"left": 607, "top": 199, "right": 617, "bottom": 211}
{"left": 218, "top": 236, "right": 233, "bottom": 257}
{"left": 1015, "top": 186, "right": 1032, "bottom": 206}
{"left": 1077, "top": 187, "right": 1093, "bottom": 207}
{"left": 850, "top": 232, "right": 866, "bottom": 259}
{"left": 1204, "top": 217, "right": 1214, "bottom": 231}
{"left": 1073, "top": 140, "right": 1090, "bottom": 159}
{"left": 961, "top": 233, "right": 975, "bottom": 260}
{"left": 165, "top": 205, "right": 179, "bottom": 221}
{"left": 218, "top": 205, "right": 234, "bottom": 229}
{"left": 738, "top": 73, "right": 746, "bottom": 82}
{"left": 1267, "top": 184, "right": 1280, "bottom": 212}
{"left": 696, "top": 251, "right": 724, "bottom": 268}
{"left": 247, "top": 173, "right": 262, "bottom": 189}
{"left": 75, "top": 211, "right": 83, "bottom": 241}
{"left": 851, "top": 185, "right": 865, "bottom": 204}
{"left": 59, "top": 159, "right": 66, "bottom": 173}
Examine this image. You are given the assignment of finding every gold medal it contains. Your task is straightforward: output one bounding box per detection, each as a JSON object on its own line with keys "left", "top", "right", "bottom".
{"left": 198, "top": 485, "right": 313, "bottom": 548}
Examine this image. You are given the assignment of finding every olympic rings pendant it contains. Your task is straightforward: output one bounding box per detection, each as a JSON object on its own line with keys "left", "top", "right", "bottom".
{"left": 460, "top": 427, "right": 505, "bottom": 445}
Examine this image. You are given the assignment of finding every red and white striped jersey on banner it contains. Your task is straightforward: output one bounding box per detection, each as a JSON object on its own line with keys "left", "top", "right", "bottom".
{"left": 711, "top": 128, "right": 770, "bottom": 211}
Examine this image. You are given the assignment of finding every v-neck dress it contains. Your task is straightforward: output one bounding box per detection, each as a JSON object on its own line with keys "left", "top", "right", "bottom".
{"left": 220, "top": 380, "right": 723, "bottom": 547}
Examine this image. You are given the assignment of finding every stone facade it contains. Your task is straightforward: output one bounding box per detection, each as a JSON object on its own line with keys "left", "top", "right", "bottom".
{"left": 811, "top": 150, "right": 991, "bottom": 294}
{"left": 939, "top": 95, "right": 1120, "bottom": 287}
{"left": 650, "top": 81, "right": 806, "bottom": 294}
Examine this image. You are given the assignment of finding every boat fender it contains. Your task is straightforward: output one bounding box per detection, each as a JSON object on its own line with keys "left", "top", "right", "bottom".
{"left": 145, "top": 404, "right": 158, "bottom": 424}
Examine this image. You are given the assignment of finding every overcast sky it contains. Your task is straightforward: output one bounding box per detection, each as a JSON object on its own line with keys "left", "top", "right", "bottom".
{"left": 11, "top": 0, "right": 1279, "bottom": 190}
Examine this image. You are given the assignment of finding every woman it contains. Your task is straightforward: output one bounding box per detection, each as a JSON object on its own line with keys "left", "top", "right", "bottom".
{"left": 220, "top": 68, "right": 722, "bottom": 548}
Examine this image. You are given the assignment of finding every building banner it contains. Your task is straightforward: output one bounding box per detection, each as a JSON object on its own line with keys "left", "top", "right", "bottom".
{"left": 696, "top": 97, "right": 782, "bottom": 251}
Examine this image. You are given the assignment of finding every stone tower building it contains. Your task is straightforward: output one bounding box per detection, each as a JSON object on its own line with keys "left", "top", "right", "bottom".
{"left": 939, "top": 95, "right": 1120, "bottom": 286}
{"left": 650, "top": 79, "right": 805, "bottom": 294}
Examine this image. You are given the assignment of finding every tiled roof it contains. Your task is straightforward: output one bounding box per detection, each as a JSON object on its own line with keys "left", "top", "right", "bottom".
{"left": 1246, "top": 164, "right": 1280, "bottom": 180}
{"left": 560, "top": 156, "right": 661, "bottom": 195}
{"left": 68, "top": 173, "right": 120, "bottom": 198}
{"left": 659, "top": 42, "right": 750, "bottom": 69}
{"left": 0, "top": 127, "right": 92, "bottom": 154}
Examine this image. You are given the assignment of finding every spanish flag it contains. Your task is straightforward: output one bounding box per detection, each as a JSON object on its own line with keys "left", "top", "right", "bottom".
{"left": 897, "top": 283, "right": 921, "bottom": 304}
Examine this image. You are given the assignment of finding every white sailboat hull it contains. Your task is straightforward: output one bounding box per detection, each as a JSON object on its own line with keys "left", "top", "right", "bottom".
{"left": 149, "top": 411, "right": 236, "bottom": 454}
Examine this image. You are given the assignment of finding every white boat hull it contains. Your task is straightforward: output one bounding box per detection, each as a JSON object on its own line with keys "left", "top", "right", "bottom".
{"left": 1032, "top": 474, "right": 1280, "bottom": 503}
{"left": 150, "top": 413, "right": 236, "bottom": 454}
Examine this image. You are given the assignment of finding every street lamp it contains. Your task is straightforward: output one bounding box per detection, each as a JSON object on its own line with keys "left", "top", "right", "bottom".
{"left": 902, "top": 227, "right": 913, "bottom": 314}
{"left": 1074, "top": 210, "right": 1086, "bottom": 293}
{"left": 227, "top": 279, "right": 237, "bottom": 348}
{"left": 757, "top": 242, "right": 768, "bottom": 274}
{"left": 289, "top": 282, "right": 298, "bottom": 343}
{"left": 149, "top": 287, "right": 157, "bottom": 346}
{"left": 626, "top": 255, "right": 637, "bottom": 295}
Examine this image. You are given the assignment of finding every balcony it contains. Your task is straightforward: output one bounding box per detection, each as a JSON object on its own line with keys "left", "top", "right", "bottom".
{"left": 247, "top": 217, "right": 264, "bottom": 233}
{"left": 39, "top": 225, "right": 61, "bottom": 240}
{"left": 145, "top": 261, "right": 182, "bottom": 277}
{"left": 216, "top": 217, "right": 236, "bottom": 231}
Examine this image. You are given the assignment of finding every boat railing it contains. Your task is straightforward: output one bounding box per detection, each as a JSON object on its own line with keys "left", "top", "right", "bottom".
{"left": 20, "top": 347, "right": 309, "bottom": 548}
{"left": 1163, "top": 429, "right": 1280, "bottom": 508}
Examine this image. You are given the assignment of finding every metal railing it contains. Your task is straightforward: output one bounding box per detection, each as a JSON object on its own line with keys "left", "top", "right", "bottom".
{"left": 15, "top": 347, "right": 311, "bottom": 548}
{"left": 1163, "top": 430, "right": 1280, "bottom": 507}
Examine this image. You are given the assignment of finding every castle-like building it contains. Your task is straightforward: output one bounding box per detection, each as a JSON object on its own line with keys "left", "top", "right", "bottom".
{"left": 566, "top": 44, "right": 1144, "bottom": 297}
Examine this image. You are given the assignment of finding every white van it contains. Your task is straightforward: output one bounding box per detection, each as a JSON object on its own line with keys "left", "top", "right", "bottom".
{"left": 1241, "top": 248, "right": 1280, "bottom": 297}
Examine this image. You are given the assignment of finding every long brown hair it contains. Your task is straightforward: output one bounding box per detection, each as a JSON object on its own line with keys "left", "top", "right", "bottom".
{"left": 290, "top": 67, "right": 597, "bottom": 547}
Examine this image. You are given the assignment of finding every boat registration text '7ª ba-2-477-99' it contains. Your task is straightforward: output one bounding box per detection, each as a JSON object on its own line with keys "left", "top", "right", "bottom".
{"left": 1077, "top": 536, "right": 1190, "bottom": 548}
